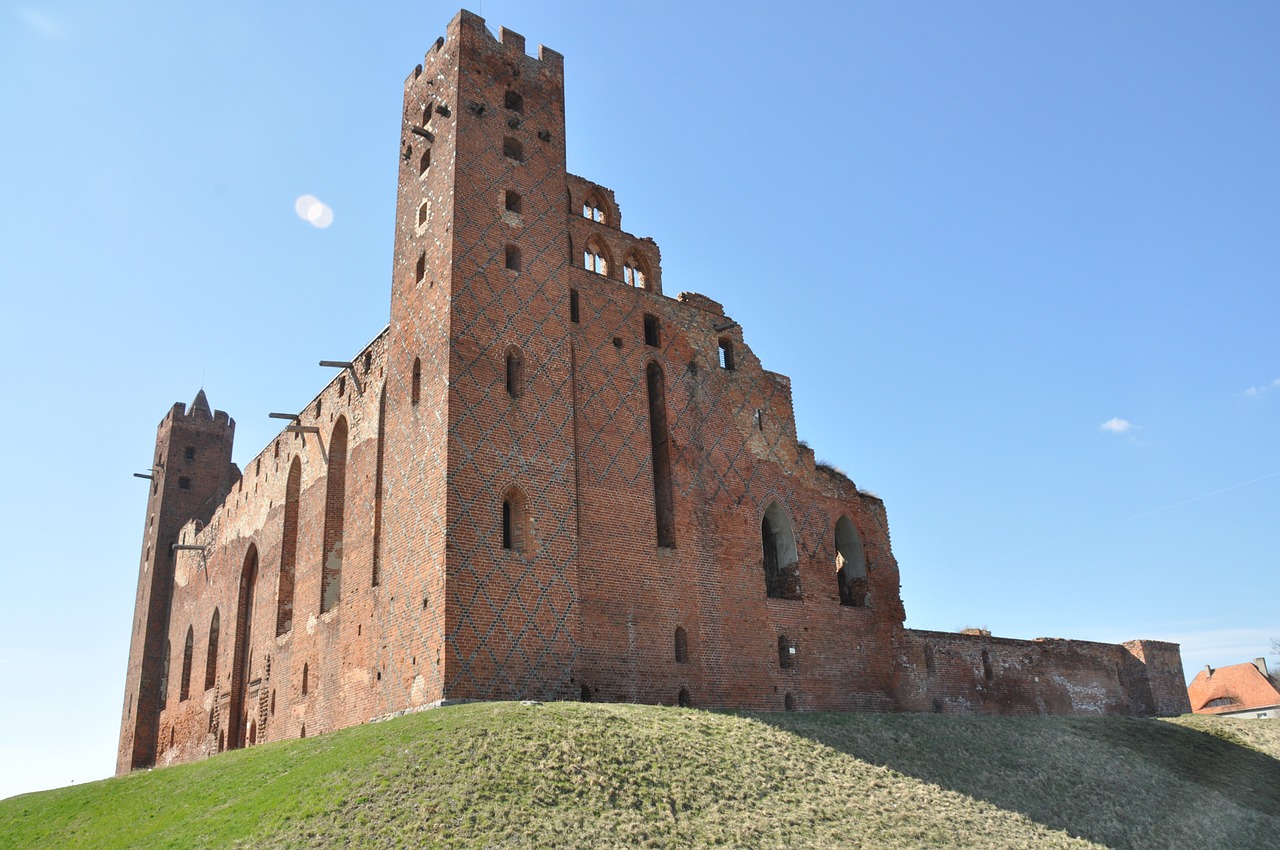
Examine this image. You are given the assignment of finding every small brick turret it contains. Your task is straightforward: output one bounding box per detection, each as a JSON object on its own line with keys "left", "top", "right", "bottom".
{"left": 117, "top": 391, "right": 237, "bottom": 772}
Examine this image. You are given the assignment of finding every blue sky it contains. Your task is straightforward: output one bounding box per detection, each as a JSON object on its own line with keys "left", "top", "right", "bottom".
{"left": 2, "top": 1, "right": 1277, "bottom": 799}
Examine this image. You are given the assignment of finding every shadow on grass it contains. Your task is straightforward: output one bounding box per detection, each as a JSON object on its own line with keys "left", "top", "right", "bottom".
{"left": 751, "top": 712, "right": 1280, "bottom": 850}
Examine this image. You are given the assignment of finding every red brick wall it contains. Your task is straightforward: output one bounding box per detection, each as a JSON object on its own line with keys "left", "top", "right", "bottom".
{"left": 119, "top": 10, "right": 1189, "bottom": 774}
{"left": 897, "top": 631, "right": 1190, "bottom": 716}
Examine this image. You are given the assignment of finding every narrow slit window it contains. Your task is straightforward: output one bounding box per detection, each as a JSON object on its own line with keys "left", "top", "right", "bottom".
{"left": 718, "top": 339, "right": 736, "bottom": 370}
{"left": 501, "top": 489, "right": 525, "bottom": 552}
{"left": 411, "top": 357, "right": 422, "bottom": 405}
{"left": 644, "top": 314, "right": 660, "bottom": 347}
{"left": 504, "top": 90, "right": 524, "bottom": 113}
{"left": 778, "top": 635, "right": 797, "bottom": 669}
{"left": 205, "top": 609, "right": 220, "bottom": 689}
{"left": 646, "top": 362, "right": 676, "bottom": 548}
{"left": 417, "top": 200, "right": 429, "bottom": 227}
{"left": 419, "top": 147, "right": 431, "bottom": 175}
{"left": 503, "top": 137, "right": 523, "bottom": 161}
{"left": 505, "top": 244, "right": 521, "bottom": 272}
{"left": 159, "top": 639, "right": 170, "bottom": 708}
{"left": 179, "top": 626, "right": 194, "bottom": 701}
{"left": 416, "top": 252, "right": 426, "bottom": 282}
{"left": 569, "top": 289, "right": 580, "bottom": 324}
{"left": 674, "top": 626, "right": 688, "bottom": 664}
{"left": 505, "top": 190, "right": 521, "bottom": 213}
{"left": 505, "top": 348, "right": 523, "bottom": 398}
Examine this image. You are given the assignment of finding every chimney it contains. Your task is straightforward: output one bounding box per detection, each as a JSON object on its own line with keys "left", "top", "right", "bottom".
{"left": 1252, "top": 657, "right": 1268, "bottom": 677}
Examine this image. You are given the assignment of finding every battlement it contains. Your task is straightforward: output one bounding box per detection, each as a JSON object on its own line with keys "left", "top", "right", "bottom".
{"left": 452, "top": 9, "right": 563, "bottom": 70}
{"left": 407, "top": 9, "right": 564, "bottom": 86}
{"left": 164, "top": 391, "right": 233, "bottom": 429}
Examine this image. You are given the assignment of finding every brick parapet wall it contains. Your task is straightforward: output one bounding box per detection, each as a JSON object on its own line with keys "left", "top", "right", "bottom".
{"left": 899, "top": 630, "right": 1188, "bottom": 716}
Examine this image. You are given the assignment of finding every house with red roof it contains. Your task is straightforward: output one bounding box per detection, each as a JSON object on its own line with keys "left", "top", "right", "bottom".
{"left": 1187, "top": 658, "right": 1280, "bottom": 719}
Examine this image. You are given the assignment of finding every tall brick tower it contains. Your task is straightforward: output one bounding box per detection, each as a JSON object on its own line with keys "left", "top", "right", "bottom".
{"left": 117, "top": 391, "right": 237, "bottom": 773}
{"left": 381, "top": 11, "right": 578, "bottom": 704}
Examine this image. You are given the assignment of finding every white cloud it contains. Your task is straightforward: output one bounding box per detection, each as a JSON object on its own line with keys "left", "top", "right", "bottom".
{"left": 294, "top": 195, "right": 334, "bottom": 228}
{"left": 1099, "top": 417, "right": 1133, "bottom": 433}
{"left": 1242, "top": 378, "right": 1280, "bottom": 399}
{"left": 17, "top": 8, "right": 63, "bottom": 38}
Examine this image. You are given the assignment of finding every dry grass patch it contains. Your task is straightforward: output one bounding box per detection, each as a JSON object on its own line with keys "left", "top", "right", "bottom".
{"left": 2, "top": 703, "right": 1276, "bottom": 849}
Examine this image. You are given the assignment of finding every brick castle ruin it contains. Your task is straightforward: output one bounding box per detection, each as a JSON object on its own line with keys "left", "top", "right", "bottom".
{"left": 118, "top": 10, "right": 1190, "bottom": 774}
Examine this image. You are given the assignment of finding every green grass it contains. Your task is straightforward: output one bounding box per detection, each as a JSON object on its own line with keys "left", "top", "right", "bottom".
{"left": 2, "top": 703, "right": 1278, "bottom": 849}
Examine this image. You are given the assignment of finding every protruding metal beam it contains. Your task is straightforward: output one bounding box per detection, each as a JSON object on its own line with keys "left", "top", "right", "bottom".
{"left": 133, "top": 473, "right": 154, "bottom": 480}
{"left": 713, "top": 321, "right": 739, "bottom": 333}
{"left": 319, "top": 360, "right": 363, "bottom": 394}
{"left": 269, "top": 412, "right": 301, "bottom": 420}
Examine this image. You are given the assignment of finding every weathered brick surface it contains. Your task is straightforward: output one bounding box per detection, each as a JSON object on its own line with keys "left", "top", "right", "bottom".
{"left": 896, "top": 632, "right": 1189, "bottom": 716}
{"left": 117, "top": 10, "right": 1189, "bottom": 775}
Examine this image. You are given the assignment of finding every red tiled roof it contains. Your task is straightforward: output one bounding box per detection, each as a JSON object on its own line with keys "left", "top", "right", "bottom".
{"left": 1187, "top": 661, "right": 1280, "bottom": 714}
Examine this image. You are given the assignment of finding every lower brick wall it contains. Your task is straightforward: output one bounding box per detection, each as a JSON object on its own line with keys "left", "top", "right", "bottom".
{"left": 898, "top": 630, "right": 1190, "bottom": 716}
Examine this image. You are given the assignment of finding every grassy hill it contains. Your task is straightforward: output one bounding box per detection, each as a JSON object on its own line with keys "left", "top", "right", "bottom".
{"left": 2, "top": 703, "right": 1278, "bottom": 849}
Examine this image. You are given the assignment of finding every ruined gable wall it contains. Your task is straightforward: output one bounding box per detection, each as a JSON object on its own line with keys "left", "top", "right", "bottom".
{"left": 561, "top": 205, "right": 909, "bottom": 710}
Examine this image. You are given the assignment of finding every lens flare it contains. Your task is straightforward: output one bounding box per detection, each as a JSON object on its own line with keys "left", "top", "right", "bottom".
{"left": 294, "top": 195, "right": 334, "bottom": 228}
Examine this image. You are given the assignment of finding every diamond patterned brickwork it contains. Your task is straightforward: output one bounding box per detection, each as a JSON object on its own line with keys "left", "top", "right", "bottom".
{"left": 440, "top": 15, "right": 577, "bottom": 701}
{"left": 564, "top": 262, "right": 909, "bottom": 712}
